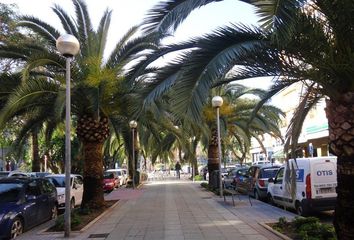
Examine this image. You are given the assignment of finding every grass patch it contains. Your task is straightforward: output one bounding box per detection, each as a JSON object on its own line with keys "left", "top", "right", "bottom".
{"left": 268, "top": 217, "right": 336, "bottom": 240}
{"left": 47, "top": 200, "right": 117, "bottom": 232}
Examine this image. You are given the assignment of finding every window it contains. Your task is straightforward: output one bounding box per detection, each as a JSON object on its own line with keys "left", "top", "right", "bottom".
{"left": 275, "top": 168, "right": 284, "bottom": 184}
{"left": 0, "top": 183, "right": 23, "bottom": 203}
{"left": 26, "top": 180, "right": 41, "bottom": 196}
{"left": 41, "top": 179, "right": 56, "bottom": 194}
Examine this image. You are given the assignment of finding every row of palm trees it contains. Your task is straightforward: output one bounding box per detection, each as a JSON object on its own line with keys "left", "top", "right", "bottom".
{"left": 139, "top": 0, "right": 354, "bottom": 238}
{"left": 0, "top": 0, "right": 284, "bottom": 209}
{"left": 0, "top": 0, "right": 353, "bottom": 238}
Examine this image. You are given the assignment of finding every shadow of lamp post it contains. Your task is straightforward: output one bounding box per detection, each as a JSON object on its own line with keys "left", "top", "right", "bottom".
{"left": 56, "top": 34, "right": 80, "bottom": 238}
{"left": 212, "top": 96, "right": 223, "bottom": 198}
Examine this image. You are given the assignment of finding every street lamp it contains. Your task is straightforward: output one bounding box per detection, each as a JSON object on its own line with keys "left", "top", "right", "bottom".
{"left": 129, "top": 120, "right": 137, "bottom": 189}
{"left": 212, "top": 96, "right": 223, "bottom": 198}
{"left": 56, "top": 34, "right": 80, "bottom": 238}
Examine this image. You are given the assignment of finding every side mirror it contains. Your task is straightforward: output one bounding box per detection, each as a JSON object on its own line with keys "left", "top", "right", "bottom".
{"left": 268, "top": 178, "right": 274, "bottom": 183}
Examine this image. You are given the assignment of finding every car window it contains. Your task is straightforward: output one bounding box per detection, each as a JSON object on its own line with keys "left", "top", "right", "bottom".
{"left": 74, "top": 177, "right": 83, "bottom": 187}
{"left": 104, "top": 172, "right": 114, "bottom": 179}
{"left": 41, "top": 179, "right": 56, "bottom": 194}
{"left": 275, "top": 168, "right": 284, "bottom": 184}
{"left": 260, "top": 168, "right": 280, "bottom": 179}
{"left": 47, "top": 177, "right": 66, "bottom": 187}
{"left": 26, "top": 180, "right": 41, "bottom": 196}
{"left": 0, "top": 183, "right": 23, "bottom": 203}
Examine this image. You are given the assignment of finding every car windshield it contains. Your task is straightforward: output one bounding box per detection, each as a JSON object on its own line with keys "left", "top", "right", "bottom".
{"left": 46, "top": 177, "right": 72, "bottom": 187}
{"left": 0, "top": 172, "right": 9, "bottom": 177}
{"left": 104, "top": 172, "right": 114, "bottom": 179}
{"left": 0, "top": 183, "right": 23, "bottom": 203}
{"left": 260, "top": 168, "right": 279, "bottom": 179}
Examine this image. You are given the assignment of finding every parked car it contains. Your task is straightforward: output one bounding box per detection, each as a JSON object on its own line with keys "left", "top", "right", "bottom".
{"left": 106, "top": 169, "right": 127, "bottom": 186}
{"left": 0, "top": 177, "right": 58, "bottom": 239}
{"left": 103, "top": 171, "right": 120, "bottom": 192}
{"left": 267, "top": 156, "right": 337, "bottom": 216}
{"left": 7, "top": 172, "right": 51, "bottom": 178}
{"left": 223, "top": 167, "right": 249, "bottom": 189}
{"left": 45, "top": 174, "right": 83, "bottom": 210}
{"left": 231, "top": 167, "right": 250, "bottom": 189}
{"left": 237, "top": 164, "right": 280, "bottom": 200}
{"left": 7, "top": 171, "right": 31, "bottom": 178}
{"left": 0, "top": 171, "right": 10, "bottom": 179}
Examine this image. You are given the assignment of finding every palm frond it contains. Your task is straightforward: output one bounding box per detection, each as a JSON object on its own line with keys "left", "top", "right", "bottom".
{"left": 143, "top": 0, "right": 221, "bottom": 35}
{"left": 96, "top": 9, "right": 112, "bottom": 59}
{"left": 17, "top": 16, "right": 61, "bottom": 46}
{"left": 284, "top": 84, "right": 323, "bottom": 156}
{"left": 52, "top": 4, "right": 78, "bottom": 36}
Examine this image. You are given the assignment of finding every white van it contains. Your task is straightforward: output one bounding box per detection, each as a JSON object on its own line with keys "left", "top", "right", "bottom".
{"left": 267, "top": 156, "right": 337, "bottom": 216}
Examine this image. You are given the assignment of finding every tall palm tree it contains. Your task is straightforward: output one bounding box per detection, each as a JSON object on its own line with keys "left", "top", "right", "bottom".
{"left": 0, "top": 0, "right": 157, "bottom": 209}
{"left": 202, "top": 85, "right": 283, "bottom": 186}
{"left": 141, "top": 0, "right": 354, "bottom": 238}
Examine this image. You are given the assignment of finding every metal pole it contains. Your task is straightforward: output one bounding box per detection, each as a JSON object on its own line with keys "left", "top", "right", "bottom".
{"left": 132, "top": 128, "right": 135, "bottom": 189}
{"left": 216, "top": 107, "right": 223, "bottom": 198}
{"left": 64, "top": 57, "right": 71, "bottom": 237}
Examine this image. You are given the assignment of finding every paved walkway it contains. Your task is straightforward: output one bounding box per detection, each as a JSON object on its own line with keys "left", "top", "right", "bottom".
{"left": 18, "top": 178, "right": 296, "bottom": 240}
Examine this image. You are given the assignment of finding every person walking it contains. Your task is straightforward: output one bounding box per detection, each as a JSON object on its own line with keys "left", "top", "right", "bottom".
{"left": 175, "top": 161, "right": 181, "bottom": 179}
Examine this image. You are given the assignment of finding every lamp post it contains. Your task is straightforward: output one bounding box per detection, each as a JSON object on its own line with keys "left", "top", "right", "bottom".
{"left": 56, "top": 34, "right": 80, "bottom": 238}
{"left": 129, "top": 120, "right": 137, "bottom": 189}
{"left": 212, "top": 96, "right": 223, "bottom": 198}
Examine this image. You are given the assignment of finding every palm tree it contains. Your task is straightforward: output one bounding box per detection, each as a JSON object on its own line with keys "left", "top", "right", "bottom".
{"left": 202, "top": 85, "right": 283, "bottom": 187}
{"left": 0, "top": 0, "right": 157, "bottom": 209}
{"left": 140, "top": 0, "right": 354, "bottom": 238}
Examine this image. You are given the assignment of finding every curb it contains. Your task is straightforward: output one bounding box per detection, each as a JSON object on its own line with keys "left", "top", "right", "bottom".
{"left": 39, "top": 200, "right": 121, "bottom": 235}
{"left": 258, "top": 222, "right": 292, "bottom": 240}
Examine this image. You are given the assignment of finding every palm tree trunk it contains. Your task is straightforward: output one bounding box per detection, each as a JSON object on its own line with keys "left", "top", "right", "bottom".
{"left": 81, "top": 142, "right": 105, "bottom": 209}
{"left": 208, "top": 129, "right": 219, "bottom": 188}
{"left": 31, "top": 131, "right": 40, "bottom": 172}
{"left": 192, "top": 137, "right": 199, "bottom": 176}
{"left": 326, "top": 93, "right": 354, "bottom": 240}
{"left": 76, "top": 115, "right": 109, "bottom": 209}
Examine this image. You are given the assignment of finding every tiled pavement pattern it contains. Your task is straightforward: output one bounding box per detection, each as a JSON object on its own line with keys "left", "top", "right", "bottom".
{"left": 17, "top": 178, "right": 296, "bottom": 240}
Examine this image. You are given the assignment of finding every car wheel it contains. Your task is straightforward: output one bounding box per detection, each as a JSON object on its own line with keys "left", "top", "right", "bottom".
{"left": 254, "top": 190, "right": 260, "bottom": 200}
{"left": 295, "top": 201, "right": 308, "bottom": 216}
{"left": 10, "top": 217, "right": 23, "bottom": 239}
{"left": 51, "top": 205, "right": 58, "bottom": 220}
{"left": 70, "top": 198, "right": 75, "bottom": 209}
{"left": 267, "top": 194, "right": 275, "bottom": 205}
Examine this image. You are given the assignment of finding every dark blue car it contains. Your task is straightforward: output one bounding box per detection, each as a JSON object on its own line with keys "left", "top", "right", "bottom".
{"left": 0, "top": 177, "right": 58, "bottom": 239}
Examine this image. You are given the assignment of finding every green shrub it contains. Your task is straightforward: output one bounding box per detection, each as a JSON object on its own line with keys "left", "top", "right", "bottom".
{"left": 54, "top": 210, "right": 82, "bottom": 230}
{"left": 194, "top": 175, "right": 204, "bottom": 181}
{"left": 273, "top": 217, "right": 336, "bottom": 240}
{"left": 200, "top": 182, "right": 208, "bottom": 188}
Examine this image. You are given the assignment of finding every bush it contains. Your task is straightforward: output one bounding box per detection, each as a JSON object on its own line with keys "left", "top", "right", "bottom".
{"left": 272, "top": 217, "right": 336, "bottom": 240}
{"left": 194, "top": 175, "right": 204, "bottom": 181}
{"left": 200, "top": 182, "right": 208, "bottom": 188}
{"left": 54, "top": 209, "right": 82, "bottom": 230}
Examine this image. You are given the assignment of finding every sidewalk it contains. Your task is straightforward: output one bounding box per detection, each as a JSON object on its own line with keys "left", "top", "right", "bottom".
{"left": 18, "top": 177, "right": 296, "bottom": 240}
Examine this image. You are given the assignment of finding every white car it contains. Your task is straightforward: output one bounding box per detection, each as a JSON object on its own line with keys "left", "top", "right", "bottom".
{"left": 267, "top": 156, "right": 337, "bottom": 216}
{"left": 46, "top": 174, "right": 83, "bottom": 210}
{"left": 107, "top": 169, "right": 127, "bottom": 186}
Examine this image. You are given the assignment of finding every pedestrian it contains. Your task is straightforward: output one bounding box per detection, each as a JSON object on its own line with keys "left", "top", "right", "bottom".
{"left": 175, "top": 161, "right": 181, "bottom": 179}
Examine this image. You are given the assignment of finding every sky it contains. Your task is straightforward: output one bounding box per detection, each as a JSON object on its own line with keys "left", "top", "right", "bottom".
{"left": 1, "top": 0, "right": 272, "bottom": 90}
{"left": 1, "top": 0, "right": 259, "bottom": 56}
